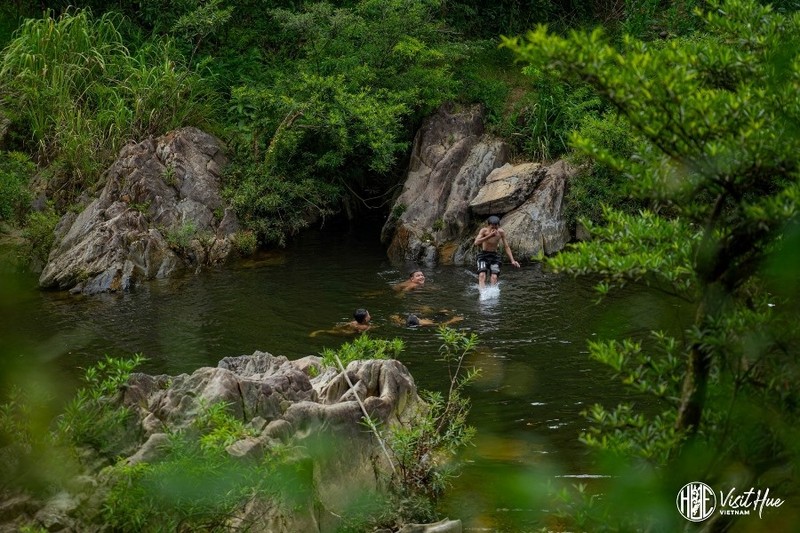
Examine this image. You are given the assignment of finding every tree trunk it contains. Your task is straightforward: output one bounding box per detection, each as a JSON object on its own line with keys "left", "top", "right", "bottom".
{"left": 675, "top": 285, "right": 723, "bottom": 433}
{"left": 675, "top": 343, "right": 711, "bottom": 433}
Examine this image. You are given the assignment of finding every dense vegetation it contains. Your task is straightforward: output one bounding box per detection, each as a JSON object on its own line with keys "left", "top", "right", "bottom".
{"left": 2, "top": 0, "right": 800, "bottom": 531}
{"left": 1, "top": 331, "right": 480, "bottom": 531}
{"left": 0, "top": 0, "right": 710, "bottom": 249}
{"left": 506, "top": 0, "right": 800, "bottom": 530}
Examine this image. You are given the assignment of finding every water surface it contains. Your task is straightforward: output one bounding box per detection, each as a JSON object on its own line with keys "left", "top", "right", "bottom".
{"left": 1, "top": 225, "right": 683, "bottom": 530}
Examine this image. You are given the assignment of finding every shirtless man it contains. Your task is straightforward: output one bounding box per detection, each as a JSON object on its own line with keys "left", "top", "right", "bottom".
{"left": 394, "top": 269, "right": 426, "bottom": 292}
{"left": 473, "top": 215, "right": 520, "bottom": 288}
{"left": 403, "top": 313, "right": 464, "bottom": 327}
{"left": 309, "top": 308, "right": 371, "bottom": 337}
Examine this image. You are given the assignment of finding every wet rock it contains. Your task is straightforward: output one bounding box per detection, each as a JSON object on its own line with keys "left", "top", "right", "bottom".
{"left": 39, "top": 127, "right": 237, "bottom": 294}
{"left": 384, "top": 105, "right": 577, "bottom": 266}
{"left": 382, "top": 103, "right": 509, "bottom": 266}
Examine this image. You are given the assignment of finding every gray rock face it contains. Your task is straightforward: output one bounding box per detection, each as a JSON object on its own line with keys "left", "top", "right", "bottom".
{"left": 119, "top": 352, "right": 423, "bottom": 532}
{"left": 383, "top": 105, "right": 577, "bottom": 266}
{"left": 382, "top": 104, "right": 509, "bottom": 266}
{"left": 39, "top": 127, "right": 237, "bottom": 294}
{"left": 4, "top": 352, "right": 438, "bottom": 533}
{"left": 501, "top": 160, "right": 575, "bottom": 258}
{"left": 469, "top": 162, "right": 546, "bottom": 215}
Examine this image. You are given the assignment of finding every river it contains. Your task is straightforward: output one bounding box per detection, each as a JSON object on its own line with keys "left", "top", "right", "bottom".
{"left": 0, "top": 221, "right": 683, "bottom": 530}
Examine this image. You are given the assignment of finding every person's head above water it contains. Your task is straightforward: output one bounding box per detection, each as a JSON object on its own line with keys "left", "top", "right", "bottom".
{"left": 487, "top": 215, "right": 500, "bottom": 227}
{"left": 406, "top": 314, "right": 420, "bottom": 327}
{"left": 408, "top": 270, "right": 425, "bottom": 285}
{"left": 394, "top": 268, "right": 426, "bottom": 292}
{"left": 353, "top": 308, "right": 370, "bottom": 324}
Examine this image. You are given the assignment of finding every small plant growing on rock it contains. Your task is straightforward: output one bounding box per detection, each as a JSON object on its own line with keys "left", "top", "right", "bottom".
{"left": 320, "top": 334, "right": 403, "bottom": 368}
{"left": 390, "top": 202, "right": 407, "bottom": 221}
{"left": 353, "top": 327, "right": 480, "bottom": 529}
{"left": 164, "top": 220, "right": 198, "bottom": 254}
{"left": 56, "top": 354, "right": 147, "bottom": 458}
{"left": 193, "top": 399, "right": 257, "bottom": 453}
{"left": 162, "top": 163, "right": 177, "bottom": 187}
{"left": 232, "top": 229, "right": 258, "bottom": 256}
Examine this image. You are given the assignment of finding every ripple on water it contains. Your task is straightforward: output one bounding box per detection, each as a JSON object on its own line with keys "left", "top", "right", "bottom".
{"left": 2, "top": 228, "right": 686, "bottom": 532}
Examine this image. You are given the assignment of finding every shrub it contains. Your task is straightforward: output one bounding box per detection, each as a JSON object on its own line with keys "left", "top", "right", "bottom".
{"left": 21, "top": 207, "right": 59, "bottom": 267}
{"left": 0, "top": 151, "right": 35, "bottom": 225}
{"left": 225, "top": 162, "right": 342, "bottom": 247}
{"left": 565, "top": 111, "right": 648, "bottom": 227}
{"left": 163, "top": 220, "right": 198, "bottom": 254}
{"left": 231, "top": 229, "right": 258, "bottom": 257}
{"left": 320, "top": 334, "right": 404, "bottom": 369}
{"left": 0, "top": 9, "right": 215, "bottom": 204}
{"left": 1, "top": 354, "right": 145, "bottom": 497}
{"left": 494, "top": 69, "right": 604, "bottom": 161}
{"left": 102, "top": 402, "right": 300, "bottom": 532}
{"left": 56, "top": 354, "right": 146, "bottom": 458}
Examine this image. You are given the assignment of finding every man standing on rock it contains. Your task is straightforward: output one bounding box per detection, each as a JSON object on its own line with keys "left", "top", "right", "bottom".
{"left": 473, "top": 215, "right": 520, "bottom": 288}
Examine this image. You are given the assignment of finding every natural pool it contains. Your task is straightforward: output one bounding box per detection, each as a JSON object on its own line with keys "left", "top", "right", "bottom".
{"left": 1, "top": 223, "right": 683, "bottom": 530}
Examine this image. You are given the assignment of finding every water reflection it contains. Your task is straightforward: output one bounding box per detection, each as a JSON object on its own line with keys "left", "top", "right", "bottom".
{"left": 1, "top": 226, "right": 685, "bottom": 531}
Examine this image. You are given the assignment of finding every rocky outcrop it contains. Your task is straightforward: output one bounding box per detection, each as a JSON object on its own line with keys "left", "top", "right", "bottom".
{"left": 381, "top": 104, "right": 510, "bottom": 266}
{"left": 383, "top": 105, "right": 578, "bottom": 266}
{"left": 39, "top": 127, "right": 238, "bottom": 294}
{"left": 468, "top": 162, "right": 546, "bottom": 215}
{"left": 499, "top": 160, "right": 574, "bottom": 258}
{"left": 6, "top": 352, "right": 436, "bottom": 533}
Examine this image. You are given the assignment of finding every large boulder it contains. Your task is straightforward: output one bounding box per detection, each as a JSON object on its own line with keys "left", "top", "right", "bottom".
{"left": 119, "top": 352, "right": 423, "bottom": 532}
{"left": 4, "top": 352, "right": 437, "bottom": 533}
{"left": 39, "top": 127, "right": 238, "bottom": 294}
{"left": 383, "top": 104, "right": 578, "bottom": 266}
{"left": 468, "top": 162, "right": 546, "bottom": 215}
{"left": 381, "top": 104, "right": 510, "bottom": 266}
{"left": 500, "top": 160, "right": 575, "bottom": 258}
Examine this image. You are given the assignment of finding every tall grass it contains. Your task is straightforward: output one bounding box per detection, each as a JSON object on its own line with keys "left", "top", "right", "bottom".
{"left": 0, "top": 9, "right": 216, "bottom": 201}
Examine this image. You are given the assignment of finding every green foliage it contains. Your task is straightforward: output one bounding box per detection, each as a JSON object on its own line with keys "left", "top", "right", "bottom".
{"left": 620, "top": 0, "right": 701, "bottom": 40}
{"left": 549, "top": 207, "right": 700, "bottom": 297}
{"left": 172, "top": 0, "right": 233, "bottom": 62}
{"left": 0, "top": 9, "right": 215, "bottom": 204}
{"left": 193, "top": 399, "right": 257, "bottom": 453}
{"left": 163, "top": 220, "right": 198, "bottom": 253}
{"left": 442, "top": 0, "right": 556, "bottom": 38}
{"left": 321, "top": 334, "right": 404, "bottom": 369}
{"left": 1, "top": 354, "right": 144, "bottom": 497}
{"left": 0, "top": 151, "right": 35, "bottom": 224}
{"left": 579, "top": 332, "right": 686, "bottom": 462}
{"left": 221, "top": 0, "right": 459, "bottom": 243}
{"left": 102, "top": 430, "right": 300, "bottom": 532}
{"left": 21, "top": 207, "right": 60, "bottom": 266}
{"left": 231, "top": 229, "right": 257, "bottom": 256}
{"left": 0, "top": 385, "right": 45, "bottom": 492}
{"left": 565, "top": 112, "right": 646, "bottom": 226}
{"left": 495, "top": 69, "right": 604, "bottom": 161}
{"left": 381, "top": 327, "right": 479, "bottom": 525}
{"left": 390, "top": 202, "right": 407, "bottom": 220}
{"left": 225, "top": 162, "right": 342, "bottom": 246}
{"left": 454, "top": 41, "right": 516, "bottom": 124}
{"left": 506, "top": 0, "right": 800, "bottom": 529}
{"left": 56, "top": 354, "right": 146, "bottom": 457}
